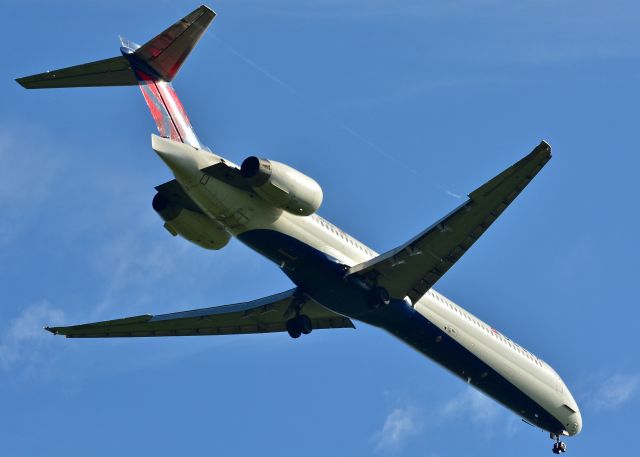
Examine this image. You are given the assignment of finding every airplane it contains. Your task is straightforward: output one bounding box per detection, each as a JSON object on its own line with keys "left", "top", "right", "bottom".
{"left": 16, "top": 5, "right": 580, "bottom": 454}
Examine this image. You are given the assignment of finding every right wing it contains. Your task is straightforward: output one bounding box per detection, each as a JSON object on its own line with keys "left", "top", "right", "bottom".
{"left": 46, "top": 289, "right": 354, "bottom": 338}
{"left": 347, "top": 141, "right": 552, "bottom": 304}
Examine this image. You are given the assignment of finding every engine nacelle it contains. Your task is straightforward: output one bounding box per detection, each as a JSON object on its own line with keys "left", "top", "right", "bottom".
{"left": 152, "top": 193, "right": 230, "bottom": 250}
{"left": 240, "top": 156, "right": 323, "bottom": 216}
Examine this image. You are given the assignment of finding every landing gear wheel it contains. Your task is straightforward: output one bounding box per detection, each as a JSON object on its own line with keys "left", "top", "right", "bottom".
{"left": 286, "top": 318, "right": 302, "bottom": 339}
{"left": 552, "top": 439, "right": 567, "bottom": 454}
{"left": 299, "top": 314, "right": 312, "bottom": 335}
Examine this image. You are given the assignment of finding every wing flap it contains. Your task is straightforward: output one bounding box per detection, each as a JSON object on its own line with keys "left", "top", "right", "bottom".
{"left": 347, "top": 141, "right": 552, "bottom": 303}
{"left": 46, "top": 289, "right": 354, "bottom": 338}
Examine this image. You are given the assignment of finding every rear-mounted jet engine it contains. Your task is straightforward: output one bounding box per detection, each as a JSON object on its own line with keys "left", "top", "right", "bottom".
{"left": 240, "top": 156, "right": 323, "bottom": 216}
{"left": 152, "top": 193, "right": 230, "bottom": 250}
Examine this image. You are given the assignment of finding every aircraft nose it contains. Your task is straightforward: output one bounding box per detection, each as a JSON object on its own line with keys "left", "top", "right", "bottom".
{"left": 560, "top": 394, "right": 582, "bottom": 436}
{"left": 556, "top": 375, "right": 582, "bottom": 436}
{"left": 566, "top": 410, "right": 582, "bottom": 436}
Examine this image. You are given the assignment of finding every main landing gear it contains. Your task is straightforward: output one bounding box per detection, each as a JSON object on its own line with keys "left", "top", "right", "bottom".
{"left": 551, "top": 434, "right": 567, "bottom": 454}
{"left": 286, "top": 314, "right": 312, "bottom": 339}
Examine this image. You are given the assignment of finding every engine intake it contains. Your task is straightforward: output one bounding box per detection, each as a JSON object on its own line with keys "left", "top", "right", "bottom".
{"left": 240, "top": 156, "right": 323, "bottom": 216}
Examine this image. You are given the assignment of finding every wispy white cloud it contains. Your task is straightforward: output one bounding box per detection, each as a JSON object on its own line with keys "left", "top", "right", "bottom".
{"left": 372, "top": 406, "right": 421, "bottom": 453}
{"left": 95, "top": 229, "right": 183, "bottom": 299}
{"left": 86, "top": 199, "right": 257, "bottom": 318}
{"left": 0, "top": 127, "right": 62, "bottom": 245}
{"left": 370, "top": 385, "right": 520, "bottom": 454}
{"left": 436, "top": 386, "right": 523, "bottom": 439}
{"left": 0, "top": 302, "right": 65, "bottom": 370}
{"left": 589, "top": 372, "right": 640, "bottom": 412}
{"left": 0, "top": 130, "right": 47, "bottom": 201}
{"left": 440, "top": 386, "right": 500, "bottom": 425}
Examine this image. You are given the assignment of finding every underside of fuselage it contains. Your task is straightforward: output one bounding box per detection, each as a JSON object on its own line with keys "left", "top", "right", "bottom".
{"left": 238, "top": 227, "right": 566, "bottom": 435}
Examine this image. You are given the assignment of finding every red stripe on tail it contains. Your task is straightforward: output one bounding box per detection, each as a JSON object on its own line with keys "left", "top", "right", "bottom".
{"left": 135, "top": 69, "right": 200, "bottom": 148}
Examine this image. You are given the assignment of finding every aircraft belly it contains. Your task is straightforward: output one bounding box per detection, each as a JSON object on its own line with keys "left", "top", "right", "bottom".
{"left": 364, "top": 302, "right": 565, "bottom": 434}
{"left": 232, "top": 229, "right": 564, "bottom": 434}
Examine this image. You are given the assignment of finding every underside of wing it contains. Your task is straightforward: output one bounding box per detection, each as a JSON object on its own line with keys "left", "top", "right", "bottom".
{"left": 46, "top": 289, "right": 354, "bottom": 338}
{"left": 16, "top": 56, "right": 137, "bottom": 89}
{"left": 347, "top": 141, "right": 552, "bottom": 304}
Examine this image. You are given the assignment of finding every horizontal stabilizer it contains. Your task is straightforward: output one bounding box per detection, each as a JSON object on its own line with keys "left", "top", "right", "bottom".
{"left": 15, "top": 5, "right": 215, "bottom": 89}
{"left": 16, "top": 56, "right": 137, "bottom": 89}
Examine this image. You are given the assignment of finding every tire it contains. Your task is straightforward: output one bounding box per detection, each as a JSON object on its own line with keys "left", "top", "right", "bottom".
{"left": 286, "top": 319, "right": 302, "bottom": 339}
{"left": 299, "top": 315, "right": 313, "bottom": 335}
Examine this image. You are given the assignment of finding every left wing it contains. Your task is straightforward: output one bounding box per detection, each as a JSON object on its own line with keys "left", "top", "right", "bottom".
{"left": 347, "top": 141, "right": 552, "bottom": 304}
{"left": 46, "top": 289, "right": 354, "bottom": 338}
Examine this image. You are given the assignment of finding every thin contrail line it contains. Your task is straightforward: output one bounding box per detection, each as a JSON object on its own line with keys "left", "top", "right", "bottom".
{"left": 339, "top": 124, "right": 419, "bottom": 176}
{"left": 212, "top": 34, "right": 299, "bottom": 96}
{"left": 213, "top": 34, "right": 462, "bottom": 200}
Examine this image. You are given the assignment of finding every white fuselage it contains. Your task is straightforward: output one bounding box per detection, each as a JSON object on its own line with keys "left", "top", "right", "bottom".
{"left": 152, "top": 134, "right": 582, "bottom": 438}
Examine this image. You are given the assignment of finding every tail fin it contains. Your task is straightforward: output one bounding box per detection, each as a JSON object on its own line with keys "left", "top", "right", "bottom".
{"left": 15, "top": 5, "right": 215, "bottom": 149}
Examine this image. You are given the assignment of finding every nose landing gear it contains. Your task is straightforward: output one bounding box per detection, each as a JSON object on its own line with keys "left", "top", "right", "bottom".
{"left": 551, "top": 434, "right": 567, "bottom": 454}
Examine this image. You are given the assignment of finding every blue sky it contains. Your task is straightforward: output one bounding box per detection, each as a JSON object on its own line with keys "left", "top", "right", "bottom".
{"left": 2, "top": 1, "right": 639, "bottom": 456}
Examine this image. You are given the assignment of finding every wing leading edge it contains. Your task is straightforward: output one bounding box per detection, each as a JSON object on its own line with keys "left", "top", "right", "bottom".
{"left": 46, "top": 289, "right": 354, "bottom": 338}
{"left": 347, "top": 141, "right": 552, "bottom": 304}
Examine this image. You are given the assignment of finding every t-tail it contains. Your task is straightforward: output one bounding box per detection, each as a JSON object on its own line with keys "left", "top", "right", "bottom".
{"left": 16, "top": 5, "right": 215, "bottom": 149}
